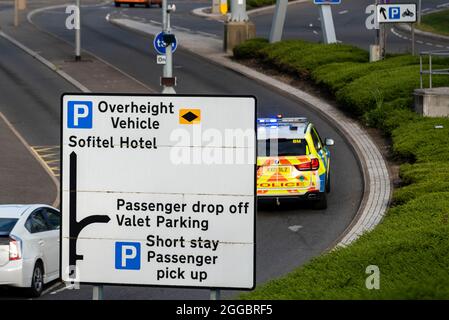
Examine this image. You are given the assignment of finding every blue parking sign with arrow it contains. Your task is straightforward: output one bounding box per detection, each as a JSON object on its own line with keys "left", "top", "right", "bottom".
{"left": 153, "top": 32, "right": 178, "bottom": 55}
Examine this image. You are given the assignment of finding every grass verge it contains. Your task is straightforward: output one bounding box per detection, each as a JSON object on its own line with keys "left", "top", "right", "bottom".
{"left": 234, "top": 38, "right": 449, "bottom": 299}
{"left": 418, "top": 9, "right": 449, "bottom": 36}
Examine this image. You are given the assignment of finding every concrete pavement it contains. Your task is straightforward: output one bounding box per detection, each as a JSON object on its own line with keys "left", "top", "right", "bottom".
{"left": 0, "top": 112, "right": 57, "bottom": 206}
{"left": 0, "top": 2, "right": 152, "bottom": 93}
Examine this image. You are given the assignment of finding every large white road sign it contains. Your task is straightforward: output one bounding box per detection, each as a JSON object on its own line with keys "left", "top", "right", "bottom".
{"left": 61, "top": 94, "right": 256, "bottom": 289}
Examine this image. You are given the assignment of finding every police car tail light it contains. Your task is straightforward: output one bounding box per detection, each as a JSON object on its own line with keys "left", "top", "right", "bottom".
{"left": 9, "top": 236, "right": 22, "bottom": 261}
{"left": 295, "top": 158, "right": 319, "bottom": 171}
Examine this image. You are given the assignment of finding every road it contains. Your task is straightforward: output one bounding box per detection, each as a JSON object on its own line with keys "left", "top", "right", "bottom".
{"left": 0, "top": 36, "right": 75, "bottom": 147}
{"left": 0, "top": 32, "right": 77, "bottom": 299}
{"left": 104, "top": 0, "right": 449, "bottom": 53}
{"left": 16, "top": 1, "right": 366, "bottom": 300}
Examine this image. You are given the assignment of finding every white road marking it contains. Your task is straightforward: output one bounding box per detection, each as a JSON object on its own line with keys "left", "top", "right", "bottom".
{"left": 150, "top": 19, "right": 161, "bottom": 25}
{"left": 133, "top": 16, "right": 146, "bottom": 22}
{"left": 50, "top": 284, "right": 72, "bottom": 295}
{"left": 208, "top": 18, "right": 224, "bottom": 23}
{"left": 42, "top": 282, "right": 65, "bottom": 296}
{"left": 313, "top": 30, "right": 319, "bottom": 35}
{"left": 288, "top": 225, "right": 303, "bottom": 232}
{"left": 421, "top": 8, "right": 431, "bottom": 12}
{"left": 197, "top": 31, "right": 216, "bottom": 37}
{"left": 436, "top": 44, "right": 444, "bottom": 48}
{"left": 436, "top": 3, "right": 449, "bottom": 8}
{"left": 339, "top": 10, "right": 349, "bottom": 15}
{"left": 309, "top": 23, "right": 313, "bottom": 27}
{"left": 176, "top": 26, "right": 191, "bottom": 32}
{"left": 391, "top": 27, "right": 443, "bottom": 48}
{"left": 391, "top": 28, "right": 408, "bottom": 40}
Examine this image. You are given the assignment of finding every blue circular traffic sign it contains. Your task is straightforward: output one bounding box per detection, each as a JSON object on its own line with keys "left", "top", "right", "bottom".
{"left": 153, "top": 32, "right": 178, "bottom": 55}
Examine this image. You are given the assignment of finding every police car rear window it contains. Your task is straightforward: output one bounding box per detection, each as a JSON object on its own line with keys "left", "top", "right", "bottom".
{"left": 0, "top": 218, "right": 18, "bottom": 234}
{"left": 258, "top": 139, "right": 308, "bottom": 157}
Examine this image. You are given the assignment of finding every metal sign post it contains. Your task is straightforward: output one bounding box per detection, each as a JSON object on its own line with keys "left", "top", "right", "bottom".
{"left": 313, "top": 1, "right": 339, "bottom": 44}
{"left": 92, "top": 285, "right": 104, "bottom": 300}
{"left": 161, "top": 0, "right": 176, "bottom": 94}
{"left": 376, "top": 3, "right": 417, "bottom": 58}
{"left": 319, "top": 4, "right": 337, "bottom": 44}
{"left": 269, "top": 0, "right": 288, "bottom": 43}
{"left": 75, "top": 0, "right": 81, "bottom": 61}
{"left": 417, "top": 0, "right": 422, "bottom": 24}
{"left": 14, "top": 0, "right": 19, "bottom": 27}
{"left": 210, "top": 289, "right": 221, "bottom": 300}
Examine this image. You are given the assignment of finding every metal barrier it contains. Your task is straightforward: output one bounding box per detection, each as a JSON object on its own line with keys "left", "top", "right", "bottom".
{"left": 420, "top": 50, "right": 449, "bottom": 89}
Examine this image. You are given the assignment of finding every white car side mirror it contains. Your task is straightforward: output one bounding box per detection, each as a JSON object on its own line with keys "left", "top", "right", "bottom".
{"left": 325, "top": 138, "right": 334, "bottom": 146}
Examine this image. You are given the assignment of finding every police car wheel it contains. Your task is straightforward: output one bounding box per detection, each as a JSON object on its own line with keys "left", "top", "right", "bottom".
{"left": 326, "top": 172, "right": 331, "bottom": 193}
{"left": 114, "top": 2, "right": 120, "bottom": 7}
{"left": 27, "top": 262, "right": 44, "bottom": 298}
{"left": 313, "top": 193, "right": 327, "bottom": 210}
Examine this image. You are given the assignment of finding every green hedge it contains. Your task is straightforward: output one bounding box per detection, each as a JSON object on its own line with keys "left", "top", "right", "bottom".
{"left": 234, "top": 38, "right": 449, "bottom": 299}
{"left": 241, "top": 116, "right": 449, "bottom": 299}
{"left": 233, "top": 39, "right": 449, "bottom": 125}
{"left": 247, "top": 0, "right": 277, "bottom": 9}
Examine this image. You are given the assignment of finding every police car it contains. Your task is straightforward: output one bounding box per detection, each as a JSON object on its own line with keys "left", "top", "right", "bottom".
{"left": 257, "top": 116, "right": 334, "bottom": 209}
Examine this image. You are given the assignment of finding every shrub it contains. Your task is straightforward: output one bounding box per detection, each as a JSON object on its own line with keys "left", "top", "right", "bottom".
{"left": 313, "top": 55, "right": 420, "bottom": 94}
{"left": 392, "top": 117, "right": 449, "bottom": 163}
{"left": 336, "top": 65, "right": 449, "bottom": 117}
{"left": 232, "top": 38, "right": 269, "bottom": 60}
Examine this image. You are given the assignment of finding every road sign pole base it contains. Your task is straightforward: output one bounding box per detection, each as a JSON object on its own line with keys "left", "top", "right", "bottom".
{"left": 162, "top": 86, "right": 176, "bottom": 94}
{"left": 369, "top": 44, "right": 381, "bottom": 62}
{"left": 223, "top": 21, "right": 256, "bottom": 54}
{"left": 75, "top": 55, "right": 81, "bottom": 62}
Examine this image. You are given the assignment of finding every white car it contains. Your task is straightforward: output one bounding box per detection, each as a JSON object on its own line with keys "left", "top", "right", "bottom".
{"left": 0, "top": 204, "right": 60, "bottom": 297}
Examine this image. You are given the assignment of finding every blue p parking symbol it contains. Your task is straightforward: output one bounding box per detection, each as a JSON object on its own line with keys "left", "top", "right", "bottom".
{"left": 389, "top": 7, "right": 400, "bottom": 20}
{"left": 68, "top": 101, "right": 93, "bottom": 128}
{"left": 115, "top": 242, "right": 141, "bottom": 270}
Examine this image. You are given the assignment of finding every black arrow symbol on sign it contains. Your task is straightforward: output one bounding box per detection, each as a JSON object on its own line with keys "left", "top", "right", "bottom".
{"left": 380, "top": 7, "right": 387, "bottom": 20}
{"left": 69, "top": 151, "right": 111, "bottom": 279}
